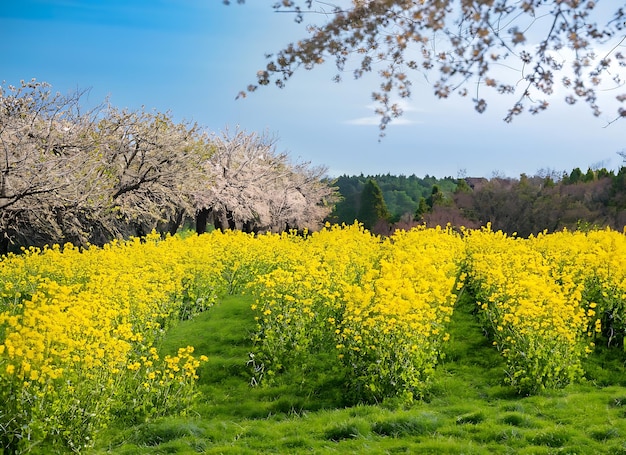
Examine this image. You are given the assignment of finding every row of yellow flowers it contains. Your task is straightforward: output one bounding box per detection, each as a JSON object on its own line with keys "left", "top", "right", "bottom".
{"left": 247, "top": 223, "right": 465, "bottom": 403}
{"left": 463, "top": 225, "right": 626, "bottom": 393}
{"left": 463, "top": 227, "right": 589, "bottom": 393}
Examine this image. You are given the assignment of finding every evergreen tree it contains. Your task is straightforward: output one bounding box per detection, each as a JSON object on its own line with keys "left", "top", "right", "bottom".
{"left": 427, "top": 185, "right": 445, "bottom": 208}
{"left": 613, "top": 167, "right": 626, "bottom": 195}
{"left": 596, "top": 168, "right": 612, "bottom": 179}
{"left": 415, "top": 197, "right": 429, "bottom": 220}
{"left": 358, "top": 179, "right": 390, "bottom": 230}
{"left": 583, "top": 168, "right": 595, "bottom": 182}
{"left": 568, "top": 167, "right": 583, "bottom": 184}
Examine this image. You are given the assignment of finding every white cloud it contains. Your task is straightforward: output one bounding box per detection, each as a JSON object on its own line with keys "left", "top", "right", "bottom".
{"left": 363, "top": 99, "right": 426, "bottom": 113}
{"left": 344, "top": 99, "right": 425, "bottom": 126}
{"left": 345, "top": 116, "right": 422, "bottom": 126}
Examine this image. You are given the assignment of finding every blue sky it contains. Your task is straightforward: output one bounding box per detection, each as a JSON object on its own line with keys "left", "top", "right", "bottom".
{"left": 2, "top": 1, "right": 624, "bottom": 178}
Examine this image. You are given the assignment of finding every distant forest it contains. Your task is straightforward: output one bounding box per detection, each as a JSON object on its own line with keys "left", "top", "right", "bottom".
{"left": 327, "top": 166, "right": 626, "bottom": 237}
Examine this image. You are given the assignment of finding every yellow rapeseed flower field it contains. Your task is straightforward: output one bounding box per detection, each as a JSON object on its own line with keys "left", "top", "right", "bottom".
{"left": 1, "top": 224, "right": 626, "bottom": 451}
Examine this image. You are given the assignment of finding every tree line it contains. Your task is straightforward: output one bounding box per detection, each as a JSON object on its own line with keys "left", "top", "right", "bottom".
{"left": 0, "top": 80, "right": 338, "bottom": 254}
{"left": 331, "top": 166, "right": 626, "bottom": 237}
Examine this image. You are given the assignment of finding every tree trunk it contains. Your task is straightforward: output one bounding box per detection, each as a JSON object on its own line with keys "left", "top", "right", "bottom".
{"left": 0, "top": 233, "right": 8, "bottom": 256}
{"left": 226, "top": 210, "right": 236, "bottom": 230}
{"left": 242, "top": 219, "right": 257, "bottom": 234}
{"left": 213, "top": 210, "right": 226, "bottom": 232}
{"left": 167, "top": 209, "right": 185, "bottom": 236}
{"left": 196, "top": 208, "right": 209, "bottom": 235}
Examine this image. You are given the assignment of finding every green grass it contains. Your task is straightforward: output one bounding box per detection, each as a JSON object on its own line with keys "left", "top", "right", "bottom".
{"left": 93, "top": 293, "right": 626, "bottom": 454}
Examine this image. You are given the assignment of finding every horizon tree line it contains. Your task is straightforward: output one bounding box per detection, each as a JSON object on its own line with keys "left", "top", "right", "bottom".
{"left": 331, "top": 166, "right": 626, "bottom": 237}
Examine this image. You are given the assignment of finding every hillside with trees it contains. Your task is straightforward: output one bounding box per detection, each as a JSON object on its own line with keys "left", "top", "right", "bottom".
{"left": 329, "top": 174, "right": 457, "bottom": 225}
{"left": 331, "top": 165, "right": 626, "bottom": 237}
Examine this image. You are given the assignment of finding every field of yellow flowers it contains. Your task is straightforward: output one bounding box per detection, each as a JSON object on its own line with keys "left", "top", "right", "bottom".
{"left": 1, "top": 224, "right": 625, "bottom": 453}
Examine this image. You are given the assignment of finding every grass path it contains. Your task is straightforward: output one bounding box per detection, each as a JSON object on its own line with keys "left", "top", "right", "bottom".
{"left": 94, "top": 293, "right": 626, "bottom": 454}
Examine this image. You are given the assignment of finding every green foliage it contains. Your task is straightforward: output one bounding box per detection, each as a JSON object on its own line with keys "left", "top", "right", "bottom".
{"left": 357, "top": 179, "right": 390, "bottom": 229}
{"left": 127, "top": 419, "right": 205, "bottom": 447}
{"left": 569, "top": 167, "right": 583, "bottom": 183}
{"left": 414, "top": 196, "right": 429, "bottom": 220}
{"left": 613, "top": 166, "right": 626, "bottom": 195}
{"left": 329, "top": 174, "right": 458, "bottom": 225}
{"left": 427, "top": 184, "right": 446, "bottom": 208}
{"left": 500, "top": 412, "right": 538, "bottom": 428}
{"left": 528, "top": 429, "right": 572, "bottom": 447}
{"left": 543, "top": 176, "right": 555, "bottom": 188}
{"left": 597, "top": 168, "right": 612, "bottom": 180}
{"left": 455, "top": 178, "right": 472, "bottom": 193}
{"left": 584, "top": 168, "right": 596, "bottom": 182}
